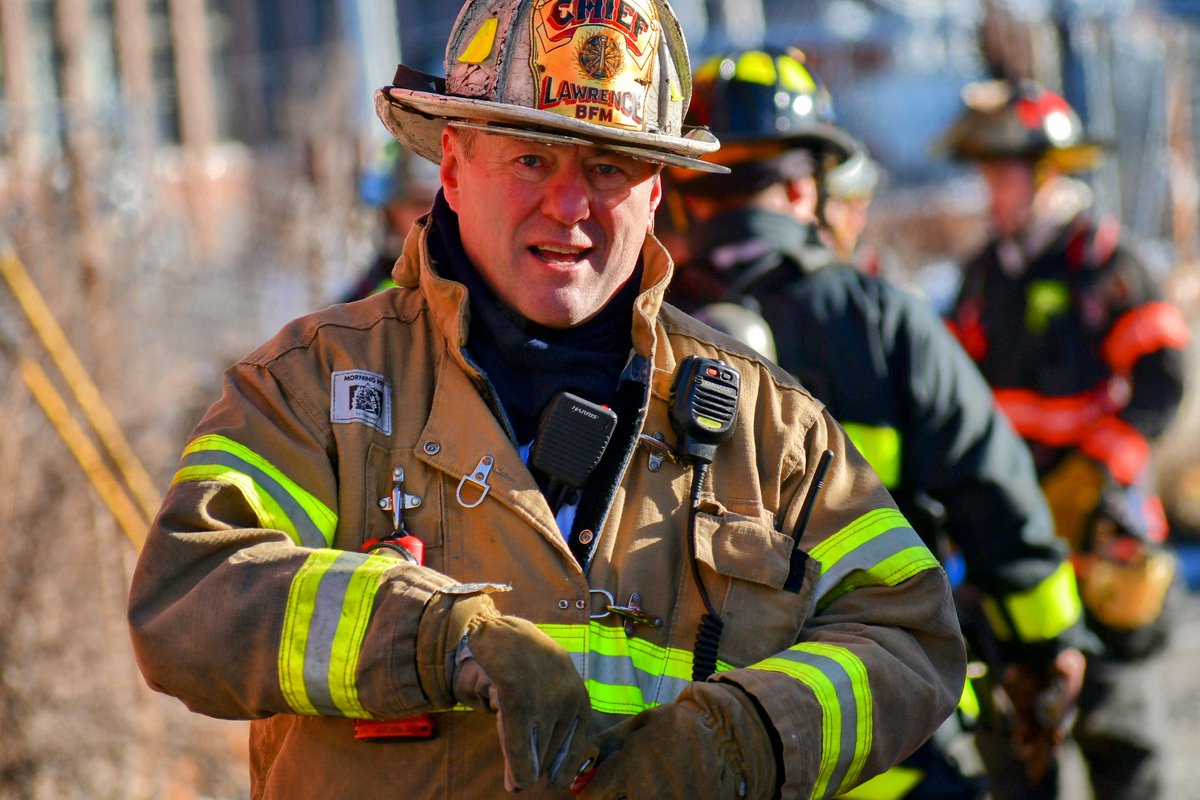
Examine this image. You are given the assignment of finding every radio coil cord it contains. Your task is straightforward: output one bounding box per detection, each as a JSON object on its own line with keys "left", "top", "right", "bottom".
{"left": 687, "top": 459, "right": 724, "bottom": 681}
{"left": 667, "top": 356, "right": 742, "bottom": 682}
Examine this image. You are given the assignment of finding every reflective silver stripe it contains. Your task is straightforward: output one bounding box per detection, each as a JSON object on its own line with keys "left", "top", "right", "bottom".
{"left": 280, "top": 550, "right": 387, "bottom": 717}
{"left": 178, "top": 449, "right": 328, "bottom": 548}
{"left": 299, "top": 551, "right": 366, "bottom": 715}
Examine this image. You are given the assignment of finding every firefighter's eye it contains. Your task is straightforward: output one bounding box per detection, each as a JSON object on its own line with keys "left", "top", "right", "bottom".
{"left": 516, "top": 154, "right": 548, "bottom": 169}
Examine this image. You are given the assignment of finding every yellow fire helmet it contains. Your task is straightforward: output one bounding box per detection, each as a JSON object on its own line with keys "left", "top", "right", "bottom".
{"left": 374, "top": 0, "right": 728, "bottom": 173}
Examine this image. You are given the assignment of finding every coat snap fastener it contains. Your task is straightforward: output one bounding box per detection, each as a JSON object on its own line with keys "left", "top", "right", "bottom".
{"left": 558, "top": 599, "right": 570, "bottom": 610}
{"left": 575, "top": 599, "right": 587, "bottom": 610}
{"left": 577, "top": 529, "right": 594, "bottom": 545}
{"left": 423, "top": 441, "right": 440, "bottom": 455}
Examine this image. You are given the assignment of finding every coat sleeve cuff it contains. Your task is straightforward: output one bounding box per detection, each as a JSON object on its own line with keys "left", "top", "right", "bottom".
{"left": 716, "top": 669, "right": 822, "bottom": 800}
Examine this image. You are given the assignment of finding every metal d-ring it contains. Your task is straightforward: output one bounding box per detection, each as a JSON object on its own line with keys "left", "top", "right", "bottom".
{"left": 456, "top": 455, "right": 494, "bottom": 508}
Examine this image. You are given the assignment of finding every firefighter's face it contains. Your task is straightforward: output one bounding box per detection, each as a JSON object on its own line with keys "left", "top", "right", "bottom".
{"left": 980, "top": 159, "right": 1037, "bottom": 237}
{"left": 441, "top": 127, "right": 662, "bottom": 329}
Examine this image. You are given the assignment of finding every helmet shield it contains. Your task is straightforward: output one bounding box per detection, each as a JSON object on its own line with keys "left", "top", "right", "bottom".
{"left": 375, "top": 0, "right": 727, "bottom": 173}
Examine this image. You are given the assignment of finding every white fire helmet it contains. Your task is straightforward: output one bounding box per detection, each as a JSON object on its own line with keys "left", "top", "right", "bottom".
{"left": 374, "top": 0, "right": 728, "bottom": 173}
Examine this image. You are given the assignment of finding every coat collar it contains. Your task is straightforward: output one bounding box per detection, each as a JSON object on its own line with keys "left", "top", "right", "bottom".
{"left": 393, "top": 213, "right": 676, "bottom": 375}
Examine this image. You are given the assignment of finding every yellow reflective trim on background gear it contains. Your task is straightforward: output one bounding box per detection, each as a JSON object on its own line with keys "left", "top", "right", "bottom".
{"left": 458, "top": 18, "right": 498, "bottom": 64}
{"left": 175, "top": 434, "right": 337, "bottom": 547}
{"left": 734, "top": 51, "right": 777, "bottom": 86}
{"left": 983, "top": 560, "right": 1082, "bottom": 643}
{"left": 838, "top": 766, "right": 924, "bottom": 800}
{"left": 959, "top": 675, "right": 981, "bottom": 722}
{"left": 842, "top": 423, "right": 902, "bottom": 488}
{"left": 370, "top": 277, "right": 398, "bottom": 296}
{"left": 776, "top": 54, "right": 816, "bottom": 94}
{"left": 1026, "top": 280, "right": 1069, "bottom": 334}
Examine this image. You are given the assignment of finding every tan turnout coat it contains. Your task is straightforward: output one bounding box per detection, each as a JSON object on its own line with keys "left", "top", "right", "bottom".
{"left": 129, "top": 217, "right": 964, "bottom": 799}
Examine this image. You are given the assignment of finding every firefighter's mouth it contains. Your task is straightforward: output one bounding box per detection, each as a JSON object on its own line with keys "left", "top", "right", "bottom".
{"left": 530, "top": 244, "right": 592, "bottom": 264}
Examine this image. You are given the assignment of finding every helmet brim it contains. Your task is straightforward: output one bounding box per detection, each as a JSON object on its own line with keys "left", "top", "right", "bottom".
{"left": 694, "top": 123, "right": 859, "bottom": 170}
{"left": 375, "top": 67, "right": 729, "bottom": 174}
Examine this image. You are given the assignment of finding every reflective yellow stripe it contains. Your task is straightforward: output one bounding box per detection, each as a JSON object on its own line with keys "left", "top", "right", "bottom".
{"left": 754, "top": 656, "right": 842, "bottom": 797}
{"left": 279, "top": 550, "right": 393, "bottom": 717}
{"left": 811, "top": 508, "right": 910, "bottom": 567}
{"left": 735, "top": 50, "right": 777, "bottom": 86}
{"left": 753, "top": 641, "right": 873, "bottom": 800}
{"left": 842, "top": 423, "right": 902, "bottom": 488}
{"left": 776, "top": 54, "right": 816, "bottom": 94}
{"left": 539, "top": 621, "right": 731, "bottom": 714}
{"left": 838, "top": 766, "right": 924, "bottom": 800}
{"left": 173, "top": 463, "right": 294, "bottom": 539}
{"left": 370, "top": 277, "right": 398, "bottom": 296}
{"left": 811, "top": 509, "right": 941, "bottom": 609}
{"left": 330, "top": 556, "right": 394, "bottom": 717}
{"left": 1026, "top": 279, "right": 1070, "bottom": 334}
{"left": 982, "top": 560, "right": 1082, "bottom": 643}
{"left": 458, "top": 18, "right": 498, "bottom": 63}
{"left": 959, "top": 675, "right": 980, "bottom": 722}
{"left": 173, "top": 434, "right": 337, "bottom": 547}
{"left": 280, "top": 552, "right": 331, "bottom": 715}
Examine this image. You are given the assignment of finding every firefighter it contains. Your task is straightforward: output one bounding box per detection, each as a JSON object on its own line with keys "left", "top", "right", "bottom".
{"left": 668, "top": 48, "right": 1096, "bottom": 799}
{"left": 338, "top": 140, "right": 440, "bottom": 302}
{"left": 821, "top": 147, "right": 885, "bottom": 273}
{"left": 942, "top": 78, "right": 1190, "bottom": 800}
{"left": 127, "top": 3, "right": 966, "bottom": 799}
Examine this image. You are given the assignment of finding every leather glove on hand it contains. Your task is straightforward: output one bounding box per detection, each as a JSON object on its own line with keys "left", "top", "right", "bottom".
{"left": 1001, "top": 647, "right": 1086, "bottom": 784}
{"left": 450, "top": 603, "right": 596, "bottom": 792}
{"left": 579, "top": 681, "right": 778, "bottom": 800}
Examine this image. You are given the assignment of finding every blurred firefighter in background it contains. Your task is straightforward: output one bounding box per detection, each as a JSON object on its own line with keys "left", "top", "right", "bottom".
{"left": 943, "top": 78, "right": 1190, "bottom": 800}
{"left": 821, "top": 147, "right": 887, "bottom": 276}
{"left": 668, "top": 48, "right": 1096, "bottom": 800}
{"left": 338, "top": 140, "right": 440, "bottom": 302}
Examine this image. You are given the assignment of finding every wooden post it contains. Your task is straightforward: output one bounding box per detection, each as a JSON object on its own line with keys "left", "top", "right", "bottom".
{"left": 114, "top": 0, "right": 157, "bottom": 154}
{"left": 0, "top": 0, "right": 37, "bottom": 172}
{"left": 168, "top": 0, "right": 217, "bottom": 156}
{"left": 1, "top": 0, "right": 45, "bottom": 265}
{"left": 55, "top": 0, "right": 109, "bottom": 297}
{"left": 168, "top": 0, "right": 220, "bottom": 253}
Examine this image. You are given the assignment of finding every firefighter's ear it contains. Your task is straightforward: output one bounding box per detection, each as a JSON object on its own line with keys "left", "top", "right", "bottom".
{"left": 784, "top": 175, "right": 819, "bottom": 220}
{"left": 440, "top": 128, "right": 465, "bottom": 211}
{"left": 646, "top": 172, "right": 663, "bottom": 234}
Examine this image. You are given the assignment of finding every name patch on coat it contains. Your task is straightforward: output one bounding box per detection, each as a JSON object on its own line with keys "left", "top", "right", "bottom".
{"left": 330, "top": 370, "right": 392, "bottom": 434}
